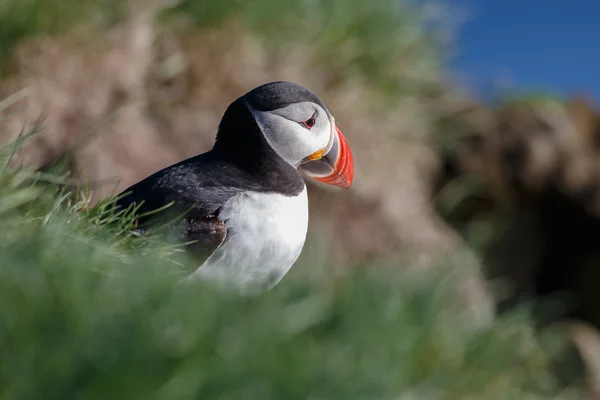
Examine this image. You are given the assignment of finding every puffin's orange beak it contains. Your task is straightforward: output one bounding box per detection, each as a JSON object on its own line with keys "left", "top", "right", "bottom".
{"left": 299, "top": 122, "right": 354, "bottom": 189}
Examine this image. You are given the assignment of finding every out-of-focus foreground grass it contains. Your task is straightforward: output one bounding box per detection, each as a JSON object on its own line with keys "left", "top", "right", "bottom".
{"left": 0, "top": 0, "right": 589, "bottom": 398}
{"left": 0, "top": 128, "right": 583, "bottom": 399}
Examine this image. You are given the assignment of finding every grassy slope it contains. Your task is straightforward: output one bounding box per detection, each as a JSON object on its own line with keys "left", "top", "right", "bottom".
{"left": 0, "top": 109, "right": 585, "bottom": 400}
{"left": 0, "top": 0, "right": 587, "bottom": 398}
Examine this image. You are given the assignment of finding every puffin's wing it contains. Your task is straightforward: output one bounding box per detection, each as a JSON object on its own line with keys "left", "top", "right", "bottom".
{"left": 185, "top": 216, "right": 227, "bottom": 247}
{"left": 168, "top": 212, "right": 228, "bottom": 258}
{"left": 116, "top": 183, "right": 234, "bottom": 258}
{"left": 114, "top": 156, "right": 255, "bottom": 256}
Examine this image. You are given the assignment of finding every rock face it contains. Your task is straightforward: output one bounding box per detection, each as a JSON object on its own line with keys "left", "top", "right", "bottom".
{"left": 432, "top": 96, "right": 600, "bottom": 391}
{"left": 434, "top": 97, "right": 600, "bottom": 324}
{"left": 0, "top": 16, "right": 493, "bottom": 327}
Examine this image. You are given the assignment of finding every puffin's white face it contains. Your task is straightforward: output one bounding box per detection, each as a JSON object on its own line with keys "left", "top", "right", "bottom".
{"left": 247, "top": 100, "right": 333, "bottom": 168}
{"left": 242, "top": 81, "right": 354, "bottom": 189}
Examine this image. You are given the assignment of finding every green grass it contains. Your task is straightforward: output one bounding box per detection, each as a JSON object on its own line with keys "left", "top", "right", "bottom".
{"left": 0, "top": 96, "right": 587, "bottom": 399}
{"left": 163, "top": 0, "right": 446, "bottom": 96}
{"left": 1, "top": 0, "right": 446, "bottom": 98}
{"left": 0, "top": 0, "right": 588, "bottom": 397}
{"left": 0, "top": 0, "right": 126, "bottom": 76}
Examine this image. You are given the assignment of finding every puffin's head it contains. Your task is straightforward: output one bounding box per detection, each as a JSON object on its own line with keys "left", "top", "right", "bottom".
{"left": 243, "top": 81, "right": 354, "bottom": 189}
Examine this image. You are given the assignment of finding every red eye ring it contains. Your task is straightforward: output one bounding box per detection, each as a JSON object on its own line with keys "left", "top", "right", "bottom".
{"left": 300, "top": 113, "right": 317, "bottom": 129}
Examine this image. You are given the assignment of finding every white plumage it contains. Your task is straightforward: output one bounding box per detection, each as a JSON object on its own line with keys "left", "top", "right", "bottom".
{"left": 187, "top": 186, "right": 309, "bottom": 293}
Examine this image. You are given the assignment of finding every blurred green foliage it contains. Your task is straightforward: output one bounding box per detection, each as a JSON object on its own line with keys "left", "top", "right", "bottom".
{"left": 164, "top": 0, "right": 446, "bottom": 96}
{"left": 0, "top": 96, "right": 586, "bottom": 399}
{"left": 0, "top": 0, "right": 126, "bottom": 76}
{"left": 0, "top": 0, "right": 446, "bottom": 97}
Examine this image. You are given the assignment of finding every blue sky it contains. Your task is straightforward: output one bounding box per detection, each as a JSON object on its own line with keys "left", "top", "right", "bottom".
{"left": 448, "top": 0, "right": 600, "bottom": 102}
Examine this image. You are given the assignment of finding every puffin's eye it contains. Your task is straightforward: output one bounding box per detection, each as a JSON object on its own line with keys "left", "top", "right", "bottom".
{"left": 300, "top": 113, "right": 317, "bottom": 129}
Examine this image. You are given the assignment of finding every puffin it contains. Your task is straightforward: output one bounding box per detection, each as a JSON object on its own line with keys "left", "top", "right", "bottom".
{"left": 114, "top": 81, "right": 354, "bottom": 293}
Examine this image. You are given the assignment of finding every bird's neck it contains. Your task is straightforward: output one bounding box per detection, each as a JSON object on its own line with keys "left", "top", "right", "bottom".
{"left": 212, "top": 97, "right": 304, "bottom": 193}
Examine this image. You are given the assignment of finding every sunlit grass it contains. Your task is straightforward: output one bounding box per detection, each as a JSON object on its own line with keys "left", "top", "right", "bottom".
{"left": 0, "top": 93, "right": 586, "bottom": 399}
{"left": 0, "top": 0, "right": 126, "bottom": 76}
{"left": 1, "top": 0, "right": 446, "bottom": 97}
{"left": 162, "top": 0, "right": 447, "bottom": 97}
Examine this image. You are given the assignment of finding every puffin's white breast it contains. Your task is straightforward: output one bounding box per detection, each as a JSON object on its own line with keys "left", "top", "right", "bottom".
{"left": 188, "top": 186, "right": 309, "bottom": 293}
